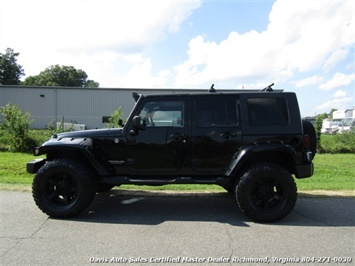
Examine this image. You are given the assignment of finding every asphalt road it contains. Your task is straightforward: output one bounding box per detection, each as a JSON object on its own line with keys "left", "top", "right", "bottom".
{"left": 1, "top": 190, "right": 354, "bottom": 265}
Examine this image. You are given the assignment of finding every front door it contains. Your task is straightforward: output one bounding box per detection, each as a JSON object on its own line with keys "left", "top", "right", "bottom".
{"left": 126, "top": 97, "right": 189, "bottom": 174}
{"left": 191, "top": 95, "right": 241, "bottom": 175}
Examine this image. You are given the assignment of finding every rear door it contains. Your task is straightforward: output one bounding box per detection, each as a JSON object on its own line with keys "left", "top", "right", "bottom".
{"left": 191, "top": 95, "right": 242, "bottom": 175}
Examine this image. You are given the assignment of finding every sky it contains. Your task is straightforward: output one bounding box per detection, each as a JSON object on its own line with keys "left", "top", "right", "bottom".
{"left": 0, "top": 0, "right": 354, "bottom": 117}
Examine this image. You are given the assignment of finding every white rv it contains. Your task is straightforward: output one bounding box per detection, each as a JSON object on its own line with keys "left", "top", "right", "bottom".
{"left": 332, "top": 109, "right": 355, "bottom": 133}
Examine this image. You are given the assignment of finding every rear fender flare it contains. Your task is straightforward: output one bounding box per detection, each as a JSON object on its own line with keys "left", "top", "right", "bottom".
{"left": 225, "top": 143, "right": 300, "bottom": 177}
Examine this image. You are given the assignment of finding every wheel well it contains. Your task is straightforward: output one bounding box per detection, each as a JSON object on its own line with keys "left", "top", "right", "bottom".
{"left": 46, "top": 149, "right": 100, "bottom": 177}
{"left": 237, "top": 151, "right": 296, "bottom": 177}
{"left": 224, "top": 151, "right": 296, "bottom": 193}
{"left": 47, "top": 149, "right": 82, "bottom": 160}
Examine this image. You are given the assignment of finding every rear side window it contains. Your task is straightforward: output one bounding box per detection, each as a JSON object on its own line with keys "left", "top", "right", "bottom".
{"left": 247, "top": 97, "right": 289, "bottom": 126}
{"left": 195, "top": 97, "right": 237, "bottom": 127}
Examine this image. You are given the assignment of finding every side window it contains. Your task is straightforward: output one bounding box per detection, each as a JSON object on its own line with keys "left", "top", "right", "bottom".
{"left": 195, "top": 98, "right": 237, "bottom": 127}
{"left": 247, "top": 97, "right": 289, "bottom": 126}
{"left": 138, "top": 100, "right": 184, "bottom": 127}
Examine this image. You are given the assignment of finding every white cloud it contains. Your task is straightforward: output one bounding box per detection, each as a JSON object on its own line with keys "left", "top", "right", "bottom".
{"left": 315, "top": 97, "right": 353, "bottom": 112}
{"left": 119, "top": 58, "right": 171, "bottom": 88}
{"left": 323, "top": 48, "right": 349, "bottom": 72}
{"left": 0, "top": 0, "right": 201, "bottom": 84}
{"left": 294, "top": 75, "right": 323, "bottom": 88}
{"left": 1, "top": 0, "right": 353, "bottom": 91}
{"left": 172, "top": 0, "right": 354, "bottom": 88}
{"left": 333, "top": 90, "right": 347, "bottom": 98}
{"left": 1, "top": 0, "right": 200, "bottom": 51}
{"left": 319, "top": 73, "right": 355, "bottom": 90}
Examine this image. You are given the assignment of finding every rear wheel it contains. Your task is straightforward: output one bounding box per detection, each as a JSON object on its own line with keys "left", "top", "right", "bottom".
{"left": 32, "top": 159, "right": 97, "bottom": 218}
{"left": 236, "top": 162, "right": 297, "bottom": 223}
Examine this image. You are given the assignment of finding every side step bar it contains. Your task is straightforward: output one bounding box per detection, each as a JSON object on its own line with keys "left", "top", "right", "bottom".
{"left": 102, "top": 176, "right": 230, "bottom": 186}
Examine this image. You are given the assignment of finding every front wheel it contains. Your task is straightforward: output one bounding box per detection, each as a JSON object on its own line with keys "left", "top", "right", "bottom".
{"left": 32, "top": 159, "right": 97, "bottom": 218}
{"left": 236, "top": 162, "right": 297, "bottom": 223}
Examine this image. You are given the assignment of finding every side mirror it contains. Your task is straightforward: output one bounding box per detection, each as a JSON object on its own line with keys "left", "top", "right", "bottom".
{"left": 132, "top": 116, "right": 145, "bottom": 129}
{"left": 118, "top": 119, "right": 124, "bottom": 127}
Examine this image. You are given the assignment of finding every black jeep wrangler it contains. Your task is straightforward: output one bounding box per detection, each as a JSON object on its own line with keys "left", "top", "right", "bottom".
{"left": 27, "top": 84, "right": 316, "bottom": 222}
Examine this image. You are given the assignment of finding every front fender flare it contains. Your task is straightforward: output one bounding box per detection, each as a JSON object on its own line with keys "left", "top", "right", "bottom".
{"left": 34, "top": 137, "right": 109, "bottom": 176}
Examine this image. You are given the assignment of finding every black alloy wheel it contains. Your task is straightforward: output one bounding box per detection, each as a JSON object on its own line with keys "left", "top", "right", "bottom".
{"left": 32, "top": 159, "right": 97, "bottom": 218}
{"left": 236, "top": 162, "right": 297, "bottom": 223}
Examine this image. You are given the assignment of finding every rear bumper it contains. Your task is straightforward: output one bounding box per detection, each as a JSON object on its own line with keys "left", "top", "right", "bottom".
{"left": 26, "top": 159, "right": 46, "bottom": 174}
{"left": 295, "top": 163, "right": 314, "bottom": 179}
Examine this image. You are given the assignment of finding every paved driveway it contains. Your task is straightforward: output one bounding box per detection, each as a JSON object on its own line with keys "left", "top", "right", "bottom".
{"left": 1, "top": 190, "right": 354, "bottom": 265}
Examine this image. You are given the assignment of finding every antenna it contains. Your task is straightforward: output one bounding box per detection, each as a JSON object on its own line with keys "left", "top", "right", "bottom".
{"left": 260, "top": 83, "right": 275, "bottom": 92}
{"left": 209, "top": 84, "right": 216, "bottom": 92}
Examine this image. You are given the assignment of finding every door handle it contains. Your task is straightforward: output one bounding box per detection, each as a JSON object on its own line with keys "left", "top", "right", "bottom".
{"left": 220, "top": 132, "right": 236, "bottom": 139}
{"left": 170, "top": 133, "right": 186, "bottom": 141}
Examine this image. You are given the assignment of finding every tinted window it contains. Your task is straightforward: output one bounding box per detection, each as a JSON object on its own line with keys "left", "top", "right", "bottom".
{"left": 247, "top": 97, "right": 289, "bottom": 126}
{"left": 138, "top": 101, "right": 183, "bottom": 127}
{"left": 195, "top": 98, "right": 237, "bottom": 127}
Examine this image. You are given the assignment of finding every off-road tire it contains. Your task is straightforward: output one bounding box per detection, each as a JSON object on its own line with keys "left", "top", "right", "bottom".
{"left": 32, "top": 159, "right": 97, "bottom": 218}
{"left": 236, "top": 162, "right": 297, "bottom": 223}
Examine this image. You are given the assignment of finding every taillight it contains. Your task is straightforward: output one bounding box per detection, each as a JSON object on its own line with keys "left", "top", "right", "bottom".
{"left": 304, "top": 135, "right": 310, "bottom": 149}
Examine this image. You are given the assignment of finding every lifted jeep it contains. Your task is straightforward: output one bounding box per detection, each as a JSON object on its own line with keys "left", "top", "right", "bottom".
{"left": 27, "top": 84, "right": 316, "bottom": 222}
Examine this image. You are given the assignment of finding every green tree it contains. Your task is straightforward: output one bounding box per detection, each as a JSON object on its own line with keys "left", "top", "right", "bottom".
{"left": 0, "top": 48, "right": 25, "bottom": 85}
{"left": 23, "top": 65, "right": 99, "bottom": 87}
{"left": 315, "top": 113, "right": 328, "bottom": 151}
{"left": 85, "top": 79, "right": 100, "bottom": 88}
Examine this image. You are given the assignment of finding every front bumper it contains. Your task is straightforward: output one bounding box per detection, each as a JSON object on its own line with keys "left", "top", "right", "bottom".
{"left": 26, "top": 159, "right": 46, "bottom": 174}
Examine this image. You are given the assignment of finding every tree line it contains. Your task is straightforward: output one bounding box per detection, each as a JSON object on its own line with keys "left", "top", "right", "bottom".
{"left": 0, "top": 48, "right": 99, "bottom": 87}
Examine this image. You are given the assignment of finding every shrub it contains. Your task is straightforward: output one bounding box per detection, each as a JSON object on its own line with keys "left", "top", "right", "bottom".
{"left": 28, "top": 129, "right": 53, "bottom": 146}
{"left": 320, "top": 132, "right": 355, "bottom": 153}
{"left": 0, "top": 103, "right": 35, "bottom": 152}
{"left": 106, "top": 107, "right": 124, "bottom": 128}
{"left": 47, "top": 117, "right": 75, "bottom": 134}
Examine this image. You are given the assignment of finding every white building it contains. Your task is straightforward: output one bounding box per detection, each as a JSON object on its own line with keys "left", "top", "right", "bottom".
{"left": 332, "top": 109, "right": 354, "bottom": 120}
{"left": 1, "top": 85, "right": 226, "bottom": 129}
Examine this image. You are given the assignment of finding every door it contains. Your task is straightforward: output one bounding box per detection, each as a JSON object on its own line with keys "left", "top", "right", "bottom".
{"left": 126, "top": 97, "right": 189, "bottom": 174}
{"left": 191, "top": 95, "right": 241, "bottom": 174}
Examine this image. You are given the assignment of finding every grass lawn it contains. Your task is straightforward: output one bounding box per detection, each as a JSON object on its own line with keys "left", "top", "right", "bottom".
{"left": 296, "top": 154, "right": 355, "bottom": 191}
{"left": 0, "top": 152, "right": 37, "bottom": 187}
{"left": 0, "top": 152, "right": 354, "bottom": 193}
